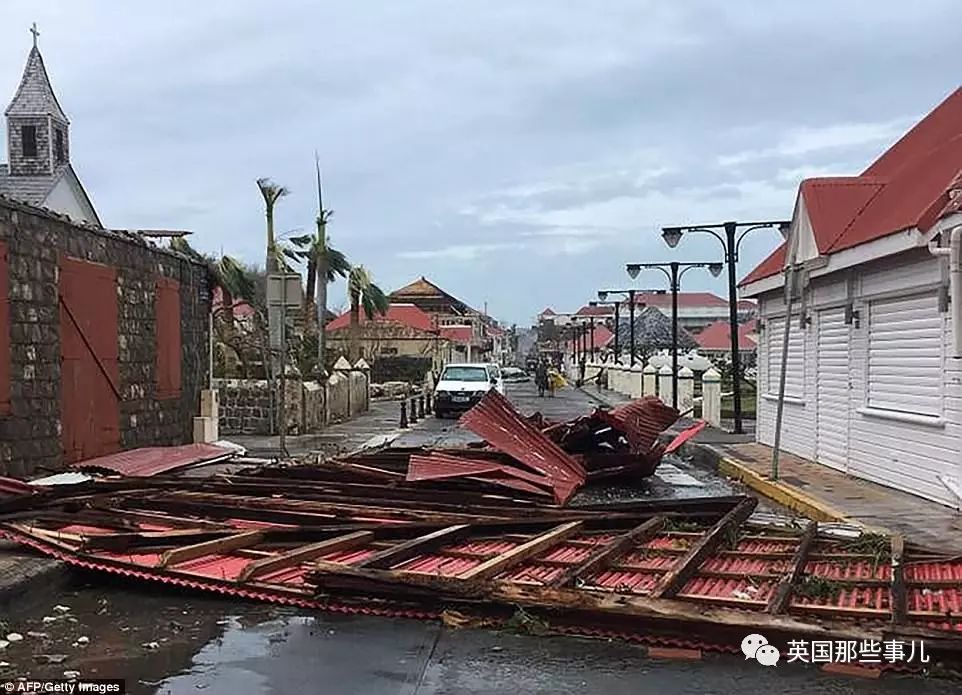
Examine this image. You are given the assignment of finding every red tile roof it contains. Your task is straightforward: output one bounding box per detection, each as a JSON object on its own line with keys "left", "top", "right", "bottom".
{"left": 540, "top": 307, "right": 556, "bottom": 316}
{"left": 695, "top": 320, "right": 757, "bottom": 351}
{"left": 630, "top": 292, "right": 754, "bottom": 310}
{"left": 325, "top": 303, "right": 437, "bottom": 333}
{"left": 439, "top": 325, "right": 474, "bottom": 344}
{"left": 741, "top": 87, "right": 962, "bottom": 285}
{"left": 575, "top": 304, "right": 613, "bottom": 316}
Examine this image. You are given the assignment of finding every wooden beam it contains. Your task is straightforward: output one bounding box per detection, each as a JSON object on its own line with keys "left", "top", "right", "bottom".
{"left": 649, "top": 497, "right": 756, "bottom": 599}
{"left": 356, "top": 525, "right": 471, "bottom": 570}
{"left": 237, "top": 531, "right": 373, "bottom": 582}
{"left": 890, "top": 533, "right": 906, "bottom": 625}
{"left": 158, "top": 530, "right": 264, "bottom": 568}
{"left": 766, "top": 522, "right": 817, "bottom": 614}
{"left": 459, "top": 521, "right": 583, "bottom": 583}
{"left": 549, "top": 516, "right": 665, "bottom": 588}
{"left": 83, "top": 529, "right": 234, "bottom": 553}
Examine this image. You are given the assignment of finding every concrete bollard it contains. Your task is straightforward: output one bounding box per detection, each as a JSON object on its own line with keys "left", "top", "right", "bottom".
{"left": 399, "top": 400, "right": 409, "bottom": 428}
{"left": 642, "top": 363, "right": 657, "bottom": 397}
{"left": 702, "top": 367, "right": 722, "bottom": 427}
{"left": 678, "top": 367, "right": 695, "bottom": 414}
{"left": 658, "top": 365, "right": 673, "bottom": 403}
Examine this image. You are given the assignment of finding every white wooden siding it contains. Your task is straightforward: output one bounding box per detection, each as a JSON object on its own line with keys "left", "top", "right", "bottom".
{"left": 754, "top": 249, "right": 961, "bottom": 508}
{"left": 866, "top": 293, "right": 943, "bottom": 417}
{"left": 766, "top": 316, "right": 805, "bottom": 399}
{"left": 815, "top": 307, "right": 850, "bottom": 472}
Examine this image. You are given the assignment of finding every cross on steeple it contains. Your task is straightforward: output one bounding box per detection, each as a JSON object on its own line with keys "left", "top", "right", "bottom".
{"left": 30, "top": 22, "right": 39, "bottom": 48}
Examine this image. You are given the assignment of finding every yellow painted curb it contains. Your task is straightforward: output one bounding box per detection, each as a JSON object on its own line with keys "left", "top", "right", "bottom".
{"left": 717, "top": 456, "right": 856, "bottom": 524}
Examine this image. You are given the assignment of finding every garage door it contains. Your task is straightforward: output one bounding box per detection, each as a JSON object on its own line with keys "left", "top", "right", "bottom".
{"left": 815, "top": 307, "right": 849, "bottom": 472}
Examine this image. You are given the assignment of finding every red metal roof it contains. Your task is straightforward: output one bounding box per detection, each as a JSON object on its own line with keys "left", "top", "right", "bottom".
{"left": 566, "top": 325, "right": 613, "bottom": 352}
{"left": 0, "top": 476, "right": 34, "bottom": 498}
{"left": 631, "top": 292, "right": 754, "bottom": 310}
{"left": 742, "top": 87, "right": 962, "bottom": 285}
{"left": 71, "top": 443, "right": 237, "bottom": 477}
{"left": 439, "top": 325, "right": 474, "bottom": 344}
{"left": 695, "top": 320, "right": 757, "bottom": 351}
{"left": 540, "top": 307, "right": 556, "bottom": 316}
{"left": 212, "top": 286, "right": 255, "bottom": 320}
{"left": 598, "top": 397, "right": 680, "bottom": 454}
{"left": 459, "top": 390, "right": 586, "bottom": 504}
{"left": 575, "top": 305, "right": 613, "bottom": 316}
{"left": 325, "top": 303, "right": 437, "bottom": 333}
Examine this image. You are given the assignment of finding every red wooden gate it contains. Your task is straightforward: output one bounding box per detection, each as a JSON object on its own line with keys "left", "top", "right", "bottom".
{"left": 60, "top": 256, "right": 120, "bottom": 463}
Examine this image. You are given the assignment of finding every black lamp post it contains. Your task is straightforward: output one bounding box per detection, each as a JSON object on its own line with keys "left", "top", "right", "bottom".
{"left": 588, "top": 316, "right": 596, "bottom": 360}
{"left": 590, "top": 298, "right": 620, "bottom": 362}
{"left": 660, "top": 220, "right": 790, "bottom": 433}
{"left": 626, "top": 261, "right": 723, "bottom": 409}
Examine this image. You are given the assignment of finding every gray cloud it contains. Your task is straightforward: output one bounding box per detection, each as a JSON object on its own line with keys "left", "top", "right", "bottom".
{"left": 1, "top": 0, "right": 958, "bottom": 323}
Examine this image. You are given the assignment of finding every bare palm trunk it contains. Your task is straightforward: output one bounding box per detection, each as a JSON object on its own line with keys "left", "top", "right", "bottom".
{"left": 265, "top": 205, "right": 277, "bottom": 271}
{"left": 349, "top": 295, "right": 360, "bottom": 362}
{"left": 316, "top": 220, "right": 328, "bottom": 376}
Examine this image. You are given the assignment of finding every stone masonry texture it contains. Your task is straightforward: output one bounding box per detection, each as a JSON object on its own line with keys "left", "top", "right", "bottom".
{"left": 0, "top": 197, "right": 210, "bottom": 477}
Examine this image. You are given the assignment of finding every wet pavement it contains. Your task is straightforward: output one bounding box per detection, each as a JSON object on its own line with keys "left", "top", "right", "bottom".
{"left": 1, "top": 576, "right": 958, "bottom": 694}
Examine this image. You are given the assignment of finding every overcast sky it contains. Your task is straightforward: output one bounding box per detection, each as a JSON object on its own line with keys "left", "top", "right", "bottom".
{"left": 2, "top": 1, "right": 958, "bottom": 324}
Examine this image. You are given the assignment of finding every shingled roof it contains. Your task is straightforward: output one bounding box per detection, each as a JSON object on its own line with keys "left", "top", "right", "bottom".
{"left": 5, "top": 46, "right": 68, "bottom": 122}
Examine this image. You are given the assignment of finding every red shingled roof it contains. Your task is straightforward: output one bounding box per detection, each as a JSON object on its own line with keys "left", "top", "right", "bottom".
{"left": 325, "top": 303, "right": 436, "bottom": 333}
{"left": 695, "top": 320, "right": 757, "bottom": 351}
{"left": 741, "top": 87, "right": 962, "bottom": 286}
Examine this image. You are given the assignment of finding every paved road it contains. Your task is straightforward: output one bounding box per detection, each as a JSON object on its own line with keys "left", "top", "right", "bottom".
{"left": 1, "top": 381, "right": 921, "bottom": 693}
{"left": 0, "top": 582, "right": 956, "bottom": 695}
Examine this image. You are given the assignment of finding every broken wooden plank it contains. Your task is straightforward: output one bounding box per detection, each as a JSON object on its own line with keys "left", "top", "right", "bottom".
{"left": 649, "top": 497, "right": 757, "bottom": 599}
{"left": 82, "top": 529, "right": 235, "bottom": 553}
{"left": 890, "top": 533, "right": 906, "bottom": 625}
{"left": 158, "top": 530, "right": 264, "bottom": 568}
{"left": 549, "top": 516, "right": 665, "bottom": 588}
{"left": 237, "top": 531, "right": 373, "bottom": 582}
{"left": 766, "top": 522, "right": 818, "bottom": 614}
{"left": 357, "top": 525, "right": 471, "bottom": 570}
{"left": 458, "top": 521, "right": 583, "bottom": 583}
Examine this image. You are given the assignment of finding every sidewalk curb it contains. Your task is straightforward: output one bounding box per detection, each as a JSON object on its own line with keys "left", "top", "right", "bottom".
{"left": 712, "top": 450, "right": 855, "bottom": 524}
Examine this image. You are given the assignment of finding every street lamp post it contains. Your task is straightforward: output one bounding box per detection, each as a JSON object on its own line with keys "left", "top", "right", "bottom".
{"left": 589, "top": 316, "right": 596, "bottom": 360}
{"left": 626, "top": 261, "right": 723, "bottom": 409}
{"left": 660, "top": 220, "right": 790, "bottom": 433}
{"left": 590, "top": 299, "right": 621, "bottom": 362}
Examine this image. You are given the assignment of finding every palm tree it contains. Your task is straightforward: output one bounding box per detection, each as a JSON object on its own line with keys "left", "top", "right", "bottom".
{"left": 347, "top": 265, "right": 389, "bottom": 361}
{"left": 256, "top": 177, "right": 289, "bottom": 271}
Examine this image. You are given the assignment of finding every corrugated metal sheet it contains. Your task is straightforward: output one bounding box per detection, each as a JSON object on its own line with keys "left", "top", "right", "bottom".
{"left": 459, "top": 390, "right": 585, "bottom": 503}
{"left": 598, "top": 397, "right": 680, "bottom": 453}
{"left": 72, "top": 443, "right": 237, "bottom": 476}
{"left": 0, "top": 476, "right": 34, "bottom": 498}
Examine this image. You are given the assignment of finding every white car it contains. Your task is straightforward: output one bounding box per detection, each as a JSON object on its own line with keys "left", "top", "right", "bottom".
{"left": 433, "top": 363, "right": 502, "bottom": 418}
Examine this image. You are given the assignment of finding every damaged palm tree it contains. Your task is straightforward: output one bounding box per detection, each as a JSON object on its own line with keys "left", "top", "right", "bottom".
{"left": 256, "top": 177, "right": 290, "bottom": 272}
{"left": 347, "top": 265, "right": 389, "bottom": 362}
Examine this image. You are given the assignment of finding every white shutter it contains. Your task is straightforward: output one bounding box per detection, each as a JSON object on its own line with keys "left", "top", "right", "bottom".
{"left": 767, "top": 316, "right": 805, "bottom": 399}
{"left": 867, "top": 293, "right": 943, "bottom": 417}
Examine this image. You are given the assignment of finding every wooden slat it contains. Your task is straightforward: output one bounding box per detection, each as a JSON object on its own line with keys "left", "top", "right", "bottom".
{"left": 458, "top": 521, "right": 583, "bottom": 583}
{"left": 158, "top": 530, "right": 263, "bottom": 568}
{"left": 237, "top": 531, "right": 374, "bottom": 582}
{"left": 766, "top": 522, "right": 818, "bottom": 614}
{"left": 357, "top": 525, "right": 471, "bottom": 570}
{"left": 549, "top": 516, "right": 665, "bottom": 588}
{"left": 890, "top": 533, "right": 906, "bottom": 625}
{"left": 649, "top": 497, "right": 756, "bottom": 599}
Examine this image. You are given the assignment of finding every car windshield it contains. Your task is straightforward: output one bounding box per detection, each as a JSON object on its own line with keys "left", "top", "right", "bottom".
{"left": 441, "top": 366, "right": 489, "bottom": 382}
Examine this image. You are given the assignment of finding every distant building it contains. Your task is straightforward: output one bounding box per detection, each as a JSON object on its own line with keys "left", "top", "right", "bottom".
{"left": 0, "top": 33, "right": 101, "bottom": 226}
{"left": 325, "top": 303, "right": 444, "bottom": 367}
{"left": 631, "top": 292, "right": 755, "bottom": 334}
{"left": 694, "top": 319, "right": 758, "bottom": 359}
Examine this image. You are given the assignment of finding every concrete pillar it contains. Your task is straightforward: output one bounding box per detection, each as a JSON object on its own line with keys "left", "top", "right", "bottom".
{"left": 630, "top": 363, "right": 644, "bottom": 398}
{"left": 702, "top": 367, "right": 722, "bottom": 428}
{"left": 355, "top": 358, "right": 371, "bottom": 412}
{"left": 658, "top": 365, "right": 673, "bottom": 403}
{"left": 678, "top": 366, "right": 695, "bottom": 414}
{"left": 642, "top": 363, "right": 657, "bottom": 397}
{"left": 196, "top": 389, "right": 219, "bottom": 443}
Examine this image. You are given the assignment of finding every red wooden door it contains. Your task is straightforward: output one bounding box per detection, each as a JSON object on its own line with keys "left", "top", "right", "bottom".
{"left": 60, "top": 256, "right": 120, "bottom": 463}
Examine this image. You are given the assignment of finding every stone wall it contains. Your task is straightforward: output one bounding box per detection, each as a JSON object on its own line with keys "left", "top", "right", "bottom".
{"left": 213, "top": 378, "right": 273, "bottom": 435}
{"left": 0, "top": 198, "right": 210, "bottom": 477}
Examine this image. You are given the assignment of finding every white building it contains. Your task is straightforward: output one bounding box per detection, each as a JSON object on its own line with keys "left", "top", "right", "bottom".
{"left": 741, "top": 87, "right": 962, "bottom": 508}
{"left": 0, "top": 34, "right": 101, "bottom": 226}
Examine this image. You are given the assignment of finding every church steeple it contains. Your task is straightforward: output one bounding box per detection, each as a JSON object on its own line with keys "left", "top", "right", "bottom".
{"left": 5, "top": 24, "right": 70, "bottom": 177}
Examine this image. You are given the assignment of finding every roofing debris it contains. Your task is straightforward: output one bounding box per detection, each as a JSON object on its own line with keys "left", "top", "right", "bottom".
{"left": 2, "top": 394, "right": 961, "bottom": 667}
{"left": 70, "top": 443, "right": 241, "bottom": 477}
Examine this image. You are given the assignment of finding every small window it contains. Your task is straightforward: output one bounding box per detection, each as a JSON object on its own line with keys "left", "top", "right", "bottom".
{"left": 55, "top": 129, "right": 66, "bottom": 164}
{"left": 21, "top": 125, "right": 37, "bottom": 158}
